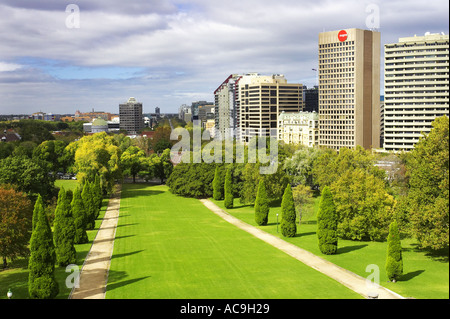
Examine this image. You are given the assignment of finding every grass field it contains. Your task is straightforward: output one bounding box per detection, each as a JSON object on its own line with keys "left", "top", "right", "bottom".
{"left": 106, "top": 184, "right": 361, "bottom": 299}
{"left": 211, "top": 197, "right": 449, "bottom": 299}
{"left": 0, "top": 180, "right": 109, "bottom": 299}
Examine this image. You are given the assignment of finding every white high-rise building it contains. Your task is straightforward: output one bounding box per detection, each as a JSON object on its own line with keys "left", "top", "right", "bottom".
{"left": 383, "top": 32, "right": 449, "bottom": 152}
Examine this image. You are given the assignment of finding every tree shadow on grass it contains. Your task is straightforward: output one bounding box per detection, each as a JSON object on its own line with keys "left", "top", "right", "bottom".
{"left": 106, "top": 269, "right": 151, "bottom": 294}
{"left": 111, "top": 249, "right": 144, "bottom": 260}
{"left": 403, "top": 244, "right": 449, "bottom": 263}
{"left": 399, "top": 270, "right": 425, "bottom": 282}
{"left": 337, "top": 244, "right": 368, "bottom": 254}
{"left": 294, "top": 231, "right": 316, "bottom": 238}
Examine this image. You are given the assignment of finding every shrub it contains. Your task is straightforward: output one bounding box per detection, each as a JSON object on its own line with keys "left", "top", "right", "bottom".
{"left": 212, "top": 166, "right": 223, "bottom": 200}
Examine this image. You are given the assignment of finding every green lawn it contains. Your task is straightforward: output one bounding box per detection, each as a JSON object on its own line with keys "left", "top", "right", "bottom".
{"left": 0, "top": 179, "right": 109, "bottom": 299}
{"left": 106, "top": 184, "right": 361, "bottom": 299}
{"left": 55, "top": 179, "right": 80, "bottom": 191}
{"left": 211, "top": 197, "right": 449, "bottom": 299}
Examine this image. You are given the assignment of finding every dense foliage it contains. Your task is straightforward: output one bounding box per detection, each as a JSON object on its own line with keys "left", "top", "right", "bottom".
{"left": 0, "top": 186, "right": 33, "bottom": 268}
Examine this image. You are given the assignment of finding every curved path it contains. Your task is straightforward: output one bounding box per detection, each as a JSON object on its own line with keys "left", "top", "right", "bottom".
{"left": 200, "top": 199, "right": 405, "bottom": 300}
{"left": 69, "top": 185, "right": 121, "bottom": 299}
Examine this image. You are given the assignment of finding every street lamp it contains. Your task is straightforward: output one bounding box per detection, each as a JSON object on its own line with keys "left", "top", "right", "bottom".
{"left": 276, "top": 214, "right": 279, "bottom": 233}
{"left": 7, "top": 288, "right": 12, "bottom": 299}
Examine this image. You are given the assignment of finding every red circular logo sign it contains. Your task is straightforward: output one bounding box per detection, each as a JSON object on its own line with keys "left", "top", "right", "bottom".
{"left": 338, "top": 30, "right": 348, "bottom": 42}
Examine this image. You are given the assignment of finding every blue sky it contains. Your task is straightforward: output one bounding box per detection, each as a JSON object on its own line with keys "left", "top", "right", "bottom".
{"left": 0, "top": 0, "right": 448, "bottom": 115}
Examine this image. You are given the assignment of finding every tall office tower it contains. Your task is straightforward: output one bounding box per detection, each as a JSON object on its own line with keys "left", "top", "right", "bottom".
{"left": 304, "top": 86, "right": 319, "bottom": 112}
{"left": 119, "top": 97, "right": 144, "bottom": 135}
{"left": 384, "top": 32, "right": 449, "bottom": 152}
{"left": 318, "top": 28, "right": 381, "bottom": 150}
{"left": 214, "top": 74, "right": 242, "bottom": 139}
{"left": 237, "top": 73, "right": 304, "bottom": 143}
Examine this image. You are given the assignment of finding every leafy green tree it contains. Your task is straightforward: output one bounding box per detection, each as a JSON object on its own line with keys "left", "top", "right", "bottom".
{"left": 166, "top": 162, "right": 215, "bottom": 198}
{"left": 69, "top": 132, "right": 121, "bottom": 194}
{"left": 0, "top": 186, "right": 33, "bottom": 269}
{"left": 292, "top": 184, "right": 314, "bottom": 223}
{"left": 148, "top": 148, "right": 173, "bottom": 184}
{"left": 330, "top": 168, "right": 395, "bottom": 241}
{"left": 28, "top": 196, "right": 59, "bottom": 299}
{"left": 284, "top": 146, "right": 322, "bottom": 187}
{"left": 224, "top": 166, "right": 233, "bottom": 209}
{"left": 385, "top": 220, "right": 403, "bottom": 282}
{"left": 82, "top": 181, "right": 96, "bottom": 230}
{"left": 71, "top": 186, "right": 89, "bottom": 244}
{"left": 317, "top": 186, "right": 338, "bottom": 255}
{"left": 255, "top": 179, "right": 270, "bottom": 226}
{"left": 280, "top": 184, "right": 296, "bottom": 237}
{"left": 0, "top": 155, "right": 55, "bottom": 200}
{"left": 120, "top": 145, "right": 146, "bottom": 183}
{"left": 212, "top": 166, "right": 223, "bottom": 200}
{"left": 405, "top": 116, "right": 449, "bottom": 250}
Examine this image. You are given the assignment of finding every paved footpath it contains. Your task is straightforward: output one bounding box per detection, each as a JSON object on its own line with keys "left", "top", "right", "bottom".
{"left": 69, "top": 185, "right": 121, "bottom": 299}
{"left": 200, "top": 199, "right": 405, "bottom": 300}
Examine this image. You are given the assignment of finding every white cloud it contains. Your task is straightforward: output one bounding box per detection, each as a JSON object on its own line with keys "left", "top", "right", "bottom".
{"left": 0, "top": 62, "right": 23, "bottom": 72}
{"left": 0, "top": 0, "right": 448, "bottom": 114}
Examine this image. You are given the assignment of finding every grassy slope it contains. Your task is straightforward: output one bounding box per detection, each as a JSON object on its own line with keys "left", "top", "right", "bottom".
{"left": 106, "top": 184, "right": 361, "bottom": 299}
{"left": 211, "top": 196, "right": 449, "bottom": 299}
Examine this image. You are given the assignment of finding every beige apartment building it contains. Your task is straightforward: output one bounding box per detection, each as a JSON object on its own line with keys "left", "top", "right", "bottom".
{"left": 318, "top": 28, "right": 381, "bottom": 150}
{"left": 383, "top": 32, "right": 449, "bottom": 152}
{"left": 278, "top": 111, "right": 319, "bottom": 147}
{"left": 237, "top": 73, "right": 304, "bottom": 143}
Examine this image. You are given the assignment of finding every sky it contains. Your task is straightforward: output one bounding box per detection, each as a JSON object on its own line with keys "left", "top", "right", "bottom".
{"left": 0, "top": 0, "right": 448, "bottom": 115}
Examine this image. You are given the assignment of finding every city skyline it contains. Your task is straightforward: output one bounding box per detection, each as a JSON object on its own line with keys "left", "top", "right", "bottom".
{"left": 0, "top": 0, "right": 448, "bottom": 115}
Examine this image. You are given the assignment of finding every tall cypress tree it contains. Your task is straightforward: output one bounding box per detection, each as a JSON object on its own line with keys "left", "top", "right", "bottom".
{"left": 32, "top": 194, "right": 44, "bottom": 232}
{"left": 71, "top": 186, "right": 89, "bottom": 244}
{"left": 94, "top": 174, "right": 103, "bottom": 210}
{"left": 280, "top": 184, "right": 296, "bottom": 237}
{"left": 386, "top": 220, "right": 403, "bottom": 282}
{"left": 212, "top": 166, "right": 223, "bottom": 200}
{"left": 53, "top": 187, "right": 77, "bottom": 267}
{"left": 224, "top": 166, "right": 233, "bottom": 209}
{"left": 82, "top": 181, "right": 96, "bottom": 230}
{"left": 28, "top": 198, "right": 59, "bottom": 299}
{"left": 255, "top": 179, "right": 269, "bottom": 226}
{"left": 317, "top": 186, "right": 338, "bottom": 255}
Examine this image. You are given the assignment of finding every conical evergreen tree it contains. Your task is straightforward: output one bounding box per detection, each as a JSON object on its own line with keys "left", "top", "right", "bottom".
{"left": 317, "top": 186, "right": 338, "bottom": 255}
{"left": 386, "top": 220, "right": 403, "bottom": 282}
{"left": 71, "top": 186, "right": 89, "bottom": 244}
{"left": 32, "top": 194, "right": 44, "bottom": 232}
{"left": 255, "top": 179, "right": 269, "bottom": 226}
{"left": 82, "top": 181, "right": 96, "bottom": 230}
{"left": 212, "top": 166, "right": 223, "bottom": 200}
{"left": 94, "top": 174, "right": 103, "bottom": 210}
{"left": 53, "top": 187, "right": 76, "bottom": 267}
{"left": 280, "top": 184, "right": 296, "bottom": 237}
{"left": 28, "top": 199, "right": 59, "bottom": 299}
{"left": 224, "top": 166, "right": 233, "bottom": 209}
